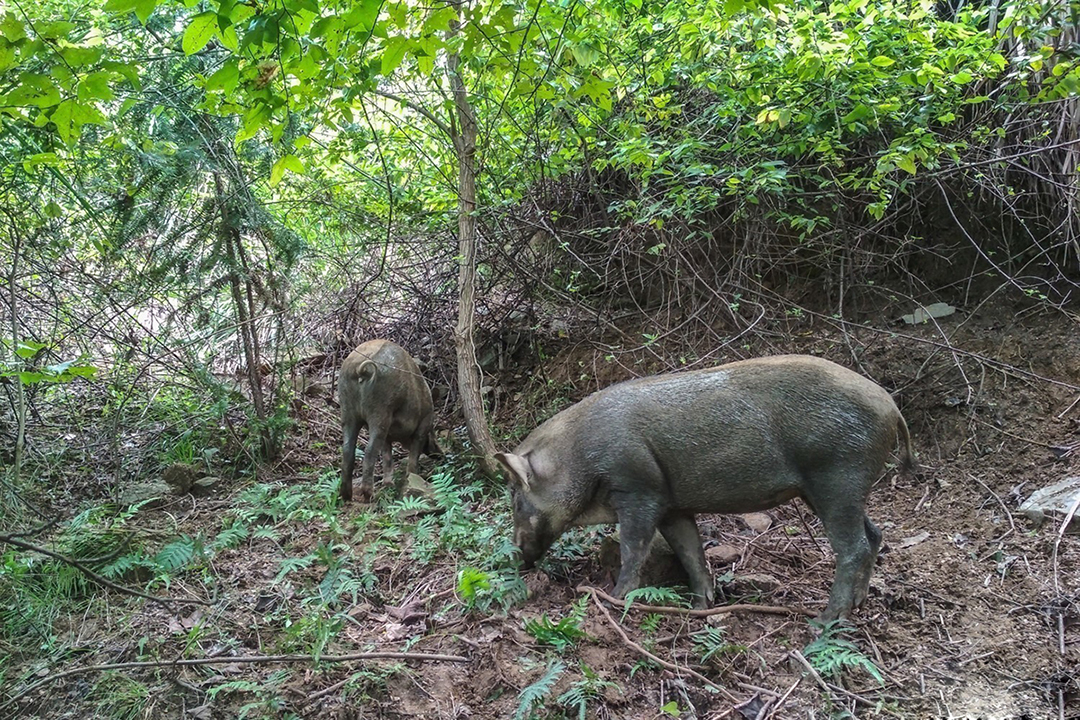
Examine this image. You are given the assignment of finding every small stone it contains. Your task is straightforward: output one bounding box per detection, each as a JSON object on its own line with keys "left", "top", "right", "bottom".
{"left": 118, "top": 480, "right": 171, "bottom": 509}
{"left": 191, "top": 476, "right": 218, "bottom": 496}
{"left": 730, "top": 573, "right": 782, "bottom": 595}
{"left": 741, "top": 513, "right": 772, "bottom": 533}
{"left": 1020, "top": 476, "right": 1080, "bottom": 533}
{"left": 705, "top": 544, "right": 741, "bottom": 565}
{"left": 403, "top": 473, "right": 435, "bottom": 501}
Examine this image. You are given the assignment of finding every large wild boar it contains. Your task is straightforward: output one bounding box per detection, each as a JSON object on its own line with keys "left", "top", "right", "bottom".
{"left": 339, "top": 339, "right": 440, "bottom": 503}
{"left": 495, "top": 355, "right": 915, "bottom": 621}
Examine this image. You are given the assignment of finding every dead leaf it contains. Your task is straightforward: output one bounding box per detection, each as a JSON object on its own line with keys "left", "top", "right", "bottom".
{"left": 896, "top": 531, "right": 931, "bottom": 549}
{"left": 902, "top": 302, "right": 956, "bottom": 325}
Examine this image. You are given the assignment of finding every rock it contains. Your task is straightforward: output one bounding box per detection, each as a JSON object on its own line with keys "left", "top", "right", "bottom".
{"left": 1019, "top": 477, "right": 1080, "bottom": 533}
{"left": 705, "top": 544, "right": 741, "bottom": 565}
{"left": 599, "top": 532, "right": 690, "bottom": 589}
{"left": 901, "top": 302, "right": 957, "bottom": 325}
{"left": 118, "top": 480, "right": 171, "bottom": 509}
{"left": 729, "top": 573, "right": 782, "bottom": 596}
{"left": 741, "top": 512, "right": 772, "bottom": 533}
{"left": 403, "top": 473, "right": 435, "bottom": 501}
{"left": 191, "top": 476, "right": 219, "bottom": 496}
{"left": 162, "top": 463, "right": 198, "bottom": 494}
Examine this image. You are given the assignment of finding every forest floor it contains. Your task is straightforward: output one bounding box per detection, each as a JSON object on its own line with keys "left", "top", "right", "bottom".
{"left": 5, "top": 296, "right": 1080, "bottom": 719}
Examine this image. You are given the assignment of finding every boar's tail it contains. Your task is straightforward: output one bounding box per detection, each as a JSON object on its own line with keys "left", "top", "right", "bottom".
{"left": 352, "top": 359, "right": 379, "bottom": 383}
{"left": 896, "top": 412, "right": 916, "bottom": 475}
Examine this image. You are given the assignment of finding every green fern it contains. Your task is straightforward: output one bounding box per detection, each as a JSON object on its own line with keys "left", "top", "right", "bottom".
{"left": 514, "top": 660, "right": 566, "bottom": 720}
{"left": 524, "top": 600, "right": 588, "bottom": 652}
{"left": 456, "top": 567, "right": 492, "bottom": 607}
{"left": 621, "top": 586, "right": 690, "bottom": 620}
{"left": 212, "top": 524, "right": 249, "bottom": 550}
{"left": 692, "top": 626, "right": 746, "bottom": 662}
{"left": 558, "top": 663, "right": 620, "bottom": 720}
{"left": 154, "top": 537, "right": 197, "bottom": 572}
{"left": 274, "top": 554, "right": 317, "bottom": 584}
{"left": 804, "top": 620, "right": 885, "bottom": 685}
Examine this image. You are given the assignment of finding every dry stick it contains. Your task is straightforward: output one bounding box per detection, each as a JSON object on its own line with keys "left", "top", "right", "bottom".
{"left": 576, "top": 585, "right": 808, "bottom": 618}
{"left": 0, "top": 651, "right": 469, "bottom": 714}
{"left": 0, "top": 534, "right": 209, "bottom": 609}
{"left": 1057, "top": 394, "right": 1080, "bottom": 419}
{"left": 582, "top": 588, "right": 740, "bottom": 704}
{"left": 1051, "top": 492, "right": 1080, "bottom": 595}
{"left": 766, "top": 677, "right": 802, "bottom": 720}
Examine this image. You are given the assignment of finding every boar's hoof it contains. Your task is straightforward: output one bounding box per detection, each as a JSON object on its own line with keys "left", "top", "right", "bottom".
{"left": 356, "top": 485, "right": 375, "bottom": 504}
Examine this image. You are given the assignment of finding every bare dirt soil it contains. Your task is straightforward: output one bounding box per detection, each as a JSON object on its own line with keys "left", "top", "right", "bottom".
{"left": 7, "top": 298, "right": 1080, "bottom": 719}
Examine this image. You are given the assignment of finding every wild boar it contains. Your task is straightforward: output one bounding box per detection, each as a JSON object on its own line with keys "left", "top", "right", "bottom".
{"left": 495, "top": 355, "right": 915, "bottom": 621}
{"left": 339, "top": 339, "right": 440, "bottom": 503}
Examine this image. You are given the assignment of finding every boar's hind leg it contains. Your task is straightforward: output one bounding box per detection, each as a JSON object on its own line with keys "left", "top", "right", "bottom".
{"left": 341, "top": 419, "right": 360, "bottom": 502}
{"left": 611, "top": 503, "right": 665, "bottom": 602}
{"left": 659, "top": 513, "right": 714, "bottom": 609}
{"left": 813, "top": 499, "right": 875, "bottom": 622}
{"left": 358, "top": 428, "right": 387, "bottom": 503}
{"left": 854, "top": 517, "right": 883, "bottom": 607}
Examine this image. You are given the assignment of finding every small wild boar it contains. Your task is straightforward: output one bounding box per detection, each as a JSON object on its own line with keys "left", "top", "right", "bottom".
{"left": 496, "top": 355, "right": 915, "bottom": 621}
{"left": 339, "top": 339, "right": 440, "bottom": 503}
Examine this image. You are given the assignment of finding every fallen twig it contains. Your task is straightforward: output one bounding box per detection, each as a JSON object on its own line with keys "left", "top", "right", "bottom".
{"left": 583, "top": 587, "right": 740, "bottom": 703}
{"left": 576, "top": 585, "right": 808, "bottom": 618}
{"left": 0, "top": 651, "right": 469, "bottom": 714}
{"left": 0, "top": 533, "right": 209, "bottom": 610}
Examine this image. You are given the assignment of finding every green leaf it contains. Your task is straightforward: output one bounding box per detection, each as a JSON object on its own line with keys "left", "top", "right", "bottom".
{"left": 15, "top": 340, "right": 47, "bottom": 359}
{"left": 661, "top": 701, "right": 681, "bottom": 717}
{"left": 282, "top": 154, "right": 305, "bottom": 174}
{"left": 37, "top": 21, "right": 75, "bottom": 39}
{"left": 7, "top": 74, "right": 61, "bottom": 108}
{"left": 380, "top": 35, "right": 409, "bottom": 76}
{"left": 182, "top": 11, "right": 218, "bottom": 55}
{"left": 269, "top": 157, "right": 286, "bottom": 186}
{"left": 870, "top": 55, "right": 895, "bottom": 67}
{"left": 950, "top": 71, "right": 973, "bottom": 84}
{"left": 218, "top": 22, "right": 239, "bottom": 51}
{"left": 896, "top": 155, "right": 916, "bottom": 175}
{"left": 270, "top": 153, "right": 306, "bottom": 186}
{"left": 103, "top": 0, "right": 157, "bottom": 23}
{"left": 50, "top": 99, "right": 78, "bottom": 144}
{"left": 235, "top": 103, "right": 270, "bottom": 145}
{"left": 842, "top": 103, "right": 870, "bottom": 124}
{"left": 58, "top": 45, "right": 105, "bottom": 67}
{"left": 0, "top": 12, "right": 27, "bottom": 42}
{"left": 342, "top": 0, "right": 382, "bottom": 31}
{"left": 422, "top": 5, "right": 456, "bottom": 34}
{"left": 78, "top": 71, "right": 114, "bottom": 102}
{"left": 312, "top": 16, "right": 345, "bottom": 56}
{"left": 572, "top": 43, "right": 600, "bottom": 67}
{"left": 206, "top": 59, "right": 239, "bottom": 92}
{"left": 133, "top": 0, "right": 158, "bottom": 24}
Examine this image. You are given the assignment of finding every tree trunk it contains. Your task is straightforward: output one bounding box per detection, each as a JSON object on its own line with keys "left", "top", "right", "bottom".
{"left": 5, "top": 216, "right": 26, "bottom": 487}
{"left": 214, "top": 172, "right": 274, "bottom": 459}
{"left": 448, "top": 9, "right": 498, "bottom": 477}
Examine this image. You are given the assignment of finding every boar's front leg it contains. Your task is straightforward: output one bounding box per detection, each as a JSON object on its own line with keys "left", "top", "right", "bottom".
{"left": 659, "top": 512, "right": 714, "bottom": 609}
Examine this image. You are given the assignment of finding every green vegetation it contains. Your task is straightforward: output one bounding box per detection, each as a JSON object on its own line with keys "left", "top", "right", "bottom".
{"left": 1, "top": 0, "right": 1076, "bottom": 715}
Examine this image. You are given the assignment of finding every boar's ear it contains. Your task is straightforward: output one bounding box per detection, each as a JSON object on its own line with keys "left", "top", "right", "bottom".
{"left": 494, "top": 452, "right": 531, "bottom": 491}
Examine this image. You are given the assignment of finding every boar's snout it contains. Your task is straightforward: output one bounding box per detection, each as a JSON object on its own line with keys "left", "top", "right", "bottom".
{"left": 511, "top": 491, "right": 555, "bottom": 570}
{"left": 513, "top": 523, "right": 552, "bottom": 570}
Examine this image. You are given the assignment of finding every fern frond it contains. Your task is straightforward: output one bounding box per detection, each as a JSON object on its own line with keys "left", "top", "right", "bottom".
{"left": 514, "top": 660, "right": 565, "bottom": 720}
